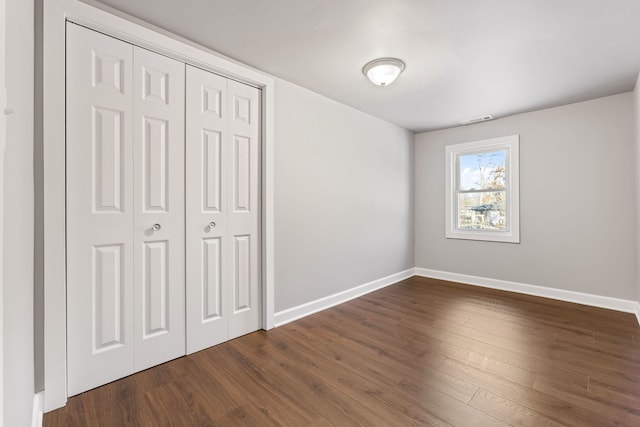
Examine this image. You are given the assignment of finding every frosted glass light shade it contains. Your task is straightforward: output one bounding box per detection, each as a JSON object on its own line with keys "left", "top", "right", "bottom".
{"left": 362, "top": 58, "right": 405, "bottom": 86}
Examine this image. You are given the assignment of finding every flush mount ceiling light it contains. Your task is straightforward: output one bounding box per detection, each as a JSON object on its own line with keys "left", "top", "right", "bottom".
{"left": 362, "top": 58, "right": 405, "bottom": 86}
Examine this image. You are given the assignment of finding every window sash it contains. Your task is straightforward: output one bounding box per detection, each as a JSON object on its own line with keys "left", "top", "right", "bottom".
{"left": 445, "top": 134, "right": 520, "bottom": 243}
{"left": 456, "top": 188, "right": 509, "bottom": 194}
{"left": 455, "top": 190, "right": 510, "bottom": 232}
{"left": 454, "top": 149, "right": 509, "bottom": 192}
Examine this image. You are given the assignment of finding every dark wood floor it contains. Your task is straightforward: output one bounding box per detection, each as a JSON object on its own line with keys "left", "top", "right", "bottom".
{"left": 44, "top": 276, "right": 640, "bottom": 426}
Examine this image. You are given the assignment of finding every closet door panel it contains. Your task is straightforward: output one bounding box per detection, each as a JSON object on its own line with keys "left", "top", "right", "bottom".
{"left": 185, "top": 66, "right": 229, "bottom": 353}
{"left": 132, "top": 47, "right": 186, "bottom": 370}
{"left": 68, "top": 25, "right": 263, "bottom": 392}
{"left": 66, "top": 23, "right": 135, "bottom": 396}
{"left": 227, "top": 80, "right": 261, "bottom": 339}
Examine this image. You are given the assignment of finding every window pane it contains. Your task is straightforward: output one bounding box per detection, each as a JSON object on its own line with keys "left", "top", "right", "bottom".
{"left": 458, "top": 150, "right": 506, "bottom": 191}
{"left": 457, "top": 191, "right": 507, "bottom": 231}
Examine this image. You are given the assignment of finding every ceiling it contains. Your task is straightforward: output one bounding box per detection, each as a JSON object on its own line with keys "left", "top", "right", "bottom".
{"left": 90, "top": 0, "right": 640, "bottom": 132}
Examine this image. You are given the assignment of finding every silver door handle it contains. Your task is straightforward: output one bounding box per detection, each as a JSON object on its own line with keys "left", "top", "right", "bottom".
{"left": 152, "top": 223, "right": 162, "bottom": 231}
{"left": 208, "top": 221, "right": 216, "bottom": 230}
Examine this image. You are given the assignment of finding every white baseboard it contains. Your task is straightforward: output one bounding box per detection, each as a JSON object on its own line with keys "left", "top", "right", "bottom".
{"left": 274, "top": 268, "right": 415, "bottom": 327}
{"left": 273, "top": 266, "right": 640, "bottom": 329}
{"left": 32, "top": 392, "right": 44, "bottom": 427}
{"left": 416, "top": 268, "right": 640, "bottom": 322}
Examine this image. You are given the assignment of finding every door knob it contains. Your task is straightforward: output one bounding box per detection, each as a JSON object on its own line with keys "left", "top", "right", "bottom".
{"left": 152, "top": 223, "right": 162, "bottom": 231}
{"left": 208, "top": 221, "right": 216, "bottom": 230}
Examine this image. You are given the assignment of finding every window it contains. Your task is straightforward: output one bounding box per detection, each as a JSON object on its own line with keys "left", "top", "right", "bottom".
{"left": 445, "top": 135, "right": 520, "bottom": 243}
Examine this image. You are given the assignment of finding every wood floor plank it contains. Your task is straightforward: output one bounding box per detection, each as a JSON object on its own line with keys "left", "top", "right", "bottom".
{"left": 394, "top": 376, "right": 509, "bottom": 427}
{"left": 195, "top": 344, "right": 318, "bottom": 425}
{"left": 594, "top": 330, "right": 637, "bottom": 345}
{"left": 398, "top": 318, "right": 540, "bottom": 387}
{"left": 138, "top": 380, "right": 216, "bottom": 427}
{"left": 213, "top": 405, "right": 284, "bottom": 427}
{"left": 469, "top": 388, "right": 566, "bottom": 427}
{"left": 397, "top": 309, "right": 633, "bottom": 389}
{"left": 438, "top": 357, "right": 613, "bottom": 427}
{"left": 404, "top": 278, "right": 640, "bottom": 334}
{"left": 225, "top": 336, "right": 391, "bottom": 426}
{"left": 588, "top": 376, "right": 640, "bottom": 402}
{"left": 44, "top": 276, "right": 640, "bottom": 426}
{"left": 533, "top": 375, "right": 640, "bottom": 426}
{"left": 312, "top": 354, "right": 431, "bottom": 426}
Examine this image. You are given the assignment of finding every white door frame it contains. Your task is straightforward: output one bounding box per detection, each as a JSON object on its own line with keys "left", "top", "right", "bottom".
{"left": 43, "top": 0, "right": 275, "bottom": 412}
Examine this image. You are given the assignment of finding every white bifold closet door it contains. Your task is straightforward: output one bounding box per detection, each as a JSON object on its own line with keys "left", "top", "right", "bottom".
{"left": 66, "top": 23, "right": 186, "bottom": 396}
{"left": 186, "top": 65, "right": 261, "bottom": 354}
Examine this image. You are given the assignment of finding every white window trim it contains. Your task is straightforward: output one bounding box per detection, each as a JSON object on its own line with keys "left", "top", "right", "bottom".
{"left": 445, "top": 134, "right": 520, "bottom": 243}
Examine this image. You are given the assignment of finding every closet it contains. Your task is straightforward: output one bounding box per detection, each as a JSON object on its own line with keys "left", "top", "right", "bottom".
{"left": 65, "top": 23, "right": 261, "bottom": 396}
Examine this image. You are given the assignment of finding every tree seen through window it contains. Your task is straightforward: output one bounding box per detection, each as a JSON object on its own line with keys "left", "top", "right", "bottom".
{"left": 457, "top": 150, "right": 507, "bottom": 231}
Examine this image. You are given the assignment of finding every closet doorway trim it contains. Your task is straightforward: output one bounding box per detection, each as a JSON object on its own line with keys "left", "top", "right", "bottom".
{"left": 43, "top": 0, "right": 275, "bottom": 412}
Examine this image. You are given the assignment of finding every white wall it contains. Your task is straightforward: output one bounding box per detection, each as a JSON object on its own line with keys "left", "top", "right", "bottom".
{"left": 2, "top": 0, "right": 35, "bottom": 425}
{"left": 415, "top": 93, "right": 636, "bottom": 300}
{"left": 274, "top": 78, "right": 414, "bottom": 311}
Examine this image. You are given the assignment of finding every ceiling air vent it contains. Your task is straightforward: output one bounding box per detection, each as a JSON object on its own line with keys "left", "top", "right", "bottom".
{"left": 459, "top": 115, "right": 494, "bottom": 125}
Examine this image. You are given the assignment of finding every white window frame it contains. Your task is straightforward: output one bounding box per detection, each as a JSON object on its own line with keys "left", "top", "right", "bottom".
{"left": 445, "top": 134, "right": 520, "bottom": 243}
